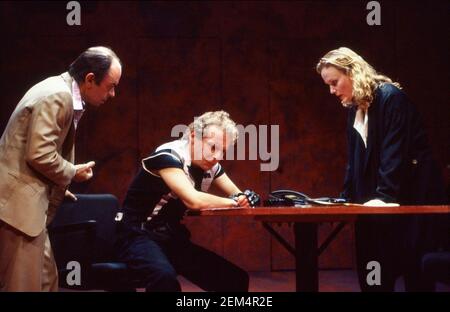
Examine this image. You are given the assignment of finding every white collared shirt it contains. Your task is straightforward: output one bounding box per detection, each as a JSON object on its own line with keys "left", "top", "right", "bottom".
{"left": 71, "top": 80, "right": 85, "bottom": 129}
{"left": 353, "top": 106, "right": 368, "bottom": 148}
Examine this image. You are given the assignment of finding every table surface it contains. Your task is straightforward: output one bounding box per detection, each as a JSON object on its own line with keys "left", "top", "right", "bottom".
{"left": 187, "top": 205, "right": 450, "bottom": 217}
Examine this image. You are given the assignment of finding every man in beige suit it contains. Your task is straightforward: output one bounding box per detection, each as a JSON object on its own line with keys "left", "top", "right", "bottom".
{"left": 0, "top": 46, "right": 122, "bottom": 291}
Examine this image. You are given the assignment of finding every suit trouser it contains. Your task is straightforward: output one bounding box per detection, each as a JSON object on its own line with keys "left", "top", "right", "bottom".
{"left": 0, "top": 221, "right": 58, "bottom": 292}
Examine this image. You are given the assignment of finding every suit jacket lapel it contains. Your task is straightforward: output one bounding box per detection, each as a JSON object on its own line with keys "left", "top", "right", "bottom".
{"left": 363, "top": 105, "right": 375, "bottom": 173}
{"left": 62, "top": 122, "right": 75, "bottom": 158}
{"left": 60, "top": 72, "right": 76, "bottom": 161}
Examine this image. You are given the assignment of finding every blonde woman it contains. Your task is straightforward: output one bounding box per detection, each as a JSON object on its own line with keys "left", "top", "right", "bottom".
{"left": 115, "top": 111, "right": 258, "bottom": 292}
{"left": 317, "top": 47, "right": 446, "bottom": 291}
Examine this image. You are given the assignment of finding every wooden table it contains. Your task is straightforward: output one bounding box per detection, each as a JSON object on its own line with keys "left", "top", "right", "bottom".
{"left": 187, "top": 205, "right": 450, "bottom": 292}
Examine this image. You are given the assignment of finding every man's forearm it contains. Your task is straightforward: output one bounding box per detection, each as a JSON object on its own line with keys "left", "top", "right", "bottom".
{"left": 184, "top": 191, "right": 237, "bottom": 210}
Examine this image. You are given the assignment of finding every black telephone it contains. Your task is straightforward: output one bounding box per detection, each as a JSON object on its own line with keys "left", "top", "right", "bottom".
{"left": 264, "top": 189, "right": 347, "bottom": 207}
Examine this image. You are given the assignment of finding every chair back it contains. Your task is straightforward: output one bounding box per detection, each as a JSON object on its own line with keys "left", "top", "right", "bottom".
{"left": 48, "top": 194, "right": 120, "bottom": 272}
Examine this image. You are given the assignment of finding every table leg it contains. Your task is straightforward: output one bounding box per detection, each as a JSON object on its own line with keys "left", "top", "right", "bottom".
{"left": 294, "top": 222, "right": 318, "bottom": 292}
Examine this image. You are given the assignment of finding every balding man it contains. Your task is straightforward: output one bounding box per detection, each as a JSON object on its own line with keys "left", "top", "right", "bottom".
{"left": 0, "top": 47, "right": 122, "bottom": 291}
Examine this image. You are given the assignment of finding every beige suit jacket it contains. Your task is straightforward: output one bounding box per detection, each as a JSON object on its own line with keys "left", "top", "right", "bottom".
{"left": 0, "top": 72, "right": 77, "bottom": 237}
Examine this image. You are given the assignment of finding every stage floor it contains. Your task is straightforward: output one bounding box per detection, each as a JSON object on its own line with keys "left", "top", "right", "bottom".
{"left": 179, "top": 269, "right": 450, "bottom": 292}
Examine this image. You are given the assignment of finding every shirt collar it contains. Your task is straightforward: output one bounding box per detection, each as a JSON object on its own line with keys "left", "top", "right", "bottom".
{"left": 71, "top": 80, "right": 85, "bottom": 110}
{"left": 353, "top": 106, "right": 369, "bottom": 148}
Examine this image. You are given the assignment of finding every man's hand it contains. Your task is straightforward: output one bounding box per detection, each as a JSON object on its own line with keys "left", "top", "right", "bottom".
{"left": 236, "top": 195, "right": 251, "bottom": 208}
{"left": 73, "top": 161, "right": 95, "bottom": 182}
{"left": 230, "top": 190, "right": 261, "bottom": 208}
{"left": 65, "top": 189, "right": 77, "bottom": 201}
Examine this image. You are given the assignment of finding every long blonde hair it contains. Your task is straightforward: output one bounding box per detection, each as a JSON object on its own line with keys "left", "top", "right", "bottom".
{"left": 316, "top": 47, "right": 400, "bottom": 108}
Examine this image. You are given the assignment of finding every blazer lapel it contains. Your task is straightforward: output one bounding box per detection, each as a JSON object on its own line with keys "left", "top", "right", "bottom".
{"left": 60, "top": 72, "right": 76, "bottom": 160}
{"left": 62, "top": 122, "right": 75, "bottom": 157}
{"left": 363, "top": 105, "right": 375, "bottom": 173}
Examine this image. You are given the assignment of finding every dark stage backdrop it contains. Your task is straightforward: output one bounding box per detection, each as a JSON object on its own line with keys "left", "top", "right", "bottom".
{"left": 0, "top": 1, "right": 448, "bottom": 271}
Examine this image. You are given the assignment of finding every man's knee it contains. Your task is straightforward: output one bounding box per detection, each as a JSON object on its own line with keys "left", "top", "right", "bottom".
{"left": 143, "top": 266, "right": 180, "bottom": 292}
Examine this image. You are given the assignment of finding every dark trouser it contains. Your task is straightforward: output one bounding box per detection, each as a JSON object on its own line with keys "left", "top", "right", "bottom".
{"left": 355, "top": 215, "right": 434, "bottom": 292}
{"left": 116, "top": 223, "right": 249, "bottom": 292}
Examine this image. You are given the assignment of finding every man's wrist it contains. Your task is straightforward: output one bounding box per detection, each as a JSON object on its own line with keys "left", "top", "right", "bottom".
{"left": 229, "top": 194, "right": 241, "bottom": 207}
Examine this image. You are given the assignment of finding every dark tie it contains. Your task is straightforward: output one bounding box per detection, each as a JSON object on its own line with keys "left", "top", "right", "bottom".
{"left": 73, "top": 109, "right": 85, "bottom": 130}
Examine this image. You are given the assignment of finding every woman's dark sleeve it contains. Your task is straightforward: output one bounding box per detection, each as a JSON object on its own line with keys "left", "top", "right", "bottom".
{"left": 374, "top": 92, "right": 409, "bottom": 202}
{"left": 340, "top": 110, "right": 354, "bottom": 200}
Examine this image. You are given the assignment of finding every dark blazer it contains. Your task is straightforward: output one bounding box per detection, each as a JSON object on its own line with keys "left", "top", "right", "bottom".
{"left": 342, "top": 83, "right": 446, "bottom": 206}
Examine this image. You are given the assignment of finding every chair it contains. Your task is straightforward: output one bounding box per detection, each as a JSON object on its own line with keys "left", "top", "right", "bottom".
{"left": 421, "top": 252, "right": 450, "bottom": 286}
{"left": 421, "top": 212, "right": 450, "bottom": 289}
{"left": 48, "top": 194, "right": 134, "bottom": 291}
